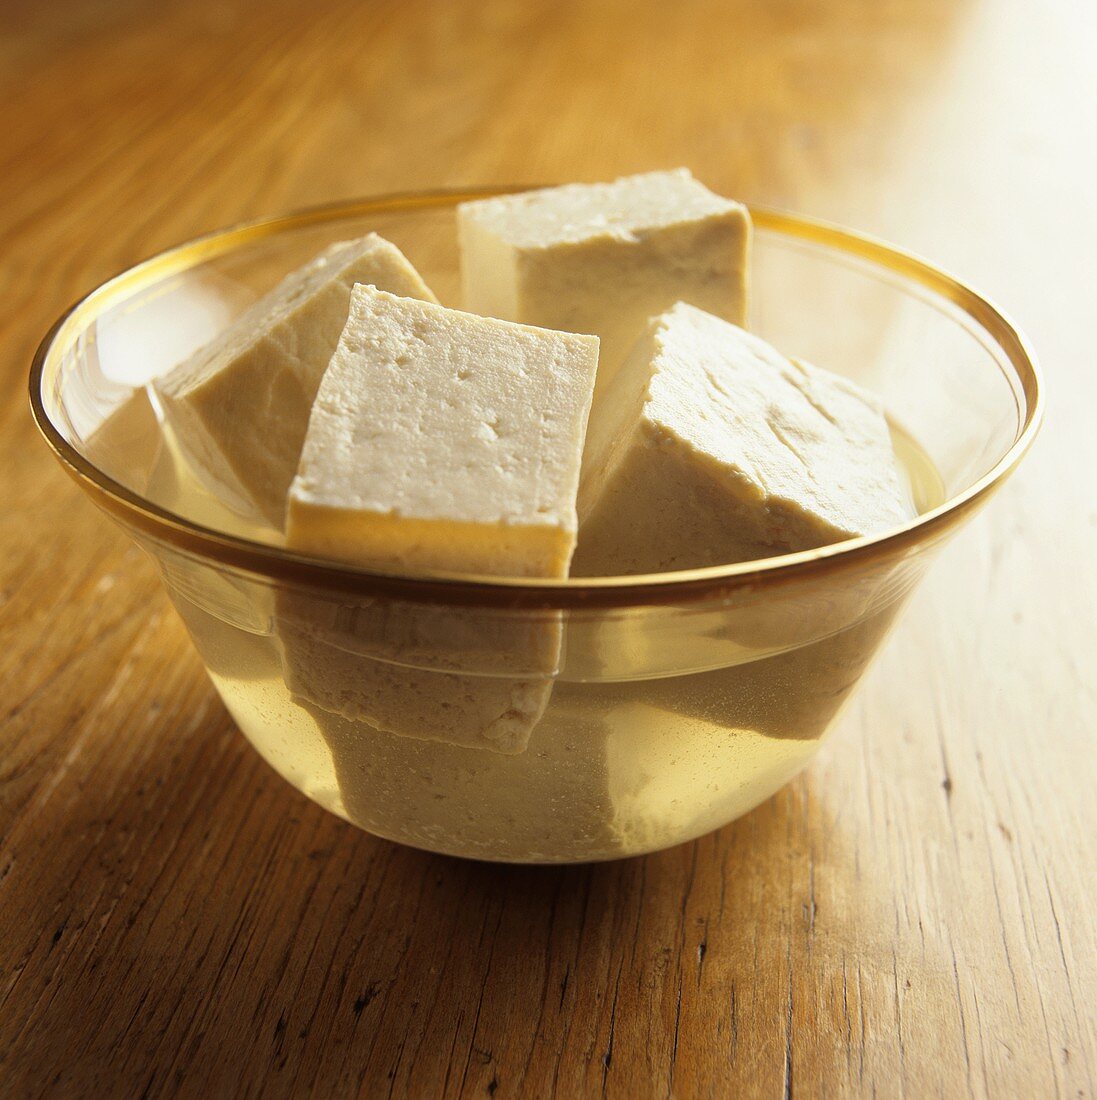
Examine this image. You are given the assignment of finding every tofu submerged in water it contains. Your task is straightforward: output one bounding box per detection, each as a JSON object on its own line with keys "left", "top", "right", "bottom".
{"left": 573, "top": 302, "right": 914, "bottom": 576}
{"left": 153, "top": 234, "right": 437, "bottom": 527}
{"left": 457, "top": 169, "right": 750, "bottom": 402}
{"left": 279, "top": 284, "right": 599, "bottom": 753}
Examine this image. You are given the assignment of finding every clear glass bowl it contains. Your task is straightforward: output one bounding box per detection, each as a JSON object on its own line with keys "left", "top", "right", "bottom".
{"left": 30, "top": 190, "right": 1042, "bottom": 863}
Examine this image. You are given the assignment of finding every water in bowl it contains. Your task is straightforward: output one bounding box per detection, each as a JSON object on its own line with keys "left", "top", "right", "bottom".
{"left": 96, "top": 395, "right": 944, "bottom": 861}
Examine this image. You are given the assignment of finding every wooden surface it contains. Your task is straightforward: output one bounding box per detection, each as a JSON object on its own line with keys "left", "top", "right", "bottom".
{"left": 1, "top": 0, "right": 1094, "bottom": 1096}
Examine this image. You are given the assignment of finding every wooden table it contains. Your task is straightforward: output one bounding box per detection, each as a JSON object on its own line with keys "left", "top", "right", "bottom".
{"left": 2, "top": 1, "right": 1093, "bottom": 1095}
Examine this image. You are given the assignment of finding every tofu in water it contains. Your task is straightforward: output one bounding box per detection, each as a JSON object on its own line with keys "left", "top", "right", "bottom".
{"left": 153, "top": 234, "right": 437, "bottom": 527}
{"left": 573, "top": 302, "right": 914, "bottom": 576}
{"left": 280, "top": 285, "right": 599, "bottom": 753}
{"left": 458, "top": 170, "right": 750, "bottom": 399}
{"left": 604, "top": 702, "right": 820, "bottom": 854}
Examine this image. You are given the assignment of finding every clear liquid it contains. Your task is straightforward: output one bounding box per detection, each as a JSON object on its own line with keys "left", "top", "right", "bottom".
{"left": 118, "top": 406, "right": 944, "bottom": 862}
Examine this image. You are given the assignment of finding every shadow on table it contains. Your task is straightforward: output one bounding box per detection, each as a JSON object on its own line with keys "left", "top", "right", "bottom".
{"left": 3, "top": 725, "right": 829, "bottom": 1098}
{"left": 175, "top": 796, "right": 809, "bottom": 1097}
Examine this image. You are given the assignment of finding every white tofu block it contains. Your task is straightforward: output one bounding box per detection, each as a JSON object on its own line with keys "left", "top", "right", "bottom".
{"left": 573, "top": 302, "right": 914, "bottom": 576}
{"left": 153, "top": 234, "right": 437, "bottom": 526}
{"left": 277, "top": 597, "right": 563, "bottom": 754}
{"left": 84, "top": 387, "right": 162, "bottom": 497}
{"left": 287, "top": 285, "right": 599, "bottom": 574}
{"left": 458, "top": 169, "right": 750, "bottom": 399}
{"left": 604, "top": 703, "right": 819, "bottom": 853}
{"left": 279, "top": 285, "right": 599, "bottom": 753}
{"left": 298, "top": 695, "right": 615, "bottom": 861}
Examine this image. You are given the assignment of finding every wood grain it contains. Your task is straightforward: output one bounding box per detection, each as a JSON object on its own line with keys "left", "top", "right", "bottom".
{"left": 1, "top": 0, "right": 1094, "bottom": 1096}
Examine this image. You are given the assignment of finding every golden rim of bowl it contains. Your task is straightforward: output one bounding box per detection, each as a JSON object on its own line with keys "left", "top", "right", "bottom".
{"left": 29, "top": 188, "right": 1044, "bottom": 609}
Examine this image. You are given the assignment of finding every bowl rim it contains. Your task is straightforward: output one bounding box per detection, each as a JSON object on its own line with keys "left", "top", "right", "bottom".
{"left": 29, "top": 187, "right": 1044, "bottom": 610}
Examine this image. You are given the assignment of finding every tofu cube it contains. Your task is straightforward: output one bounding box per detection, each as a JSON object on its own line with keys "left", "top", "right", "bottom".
{"left": 458, "top": 169, "right": 751, "bottom": 399}
{"left": 153, "top": 234, "right": 437, "bottom": 527}
{"left": 279, "top": 285, "right": 599, "bottom": 753}
{"left": 572, "top": 302, "right": 914, "bottom": 576}
{"left": 286, "top": 285, "right": 599, "bottom": 574}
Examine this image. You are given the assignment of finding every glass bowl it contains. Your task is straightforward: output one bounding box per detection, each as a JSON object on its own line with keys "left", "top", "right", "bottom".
{"left": 29, "top": 190, "right": 1042, "bottom": 863}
